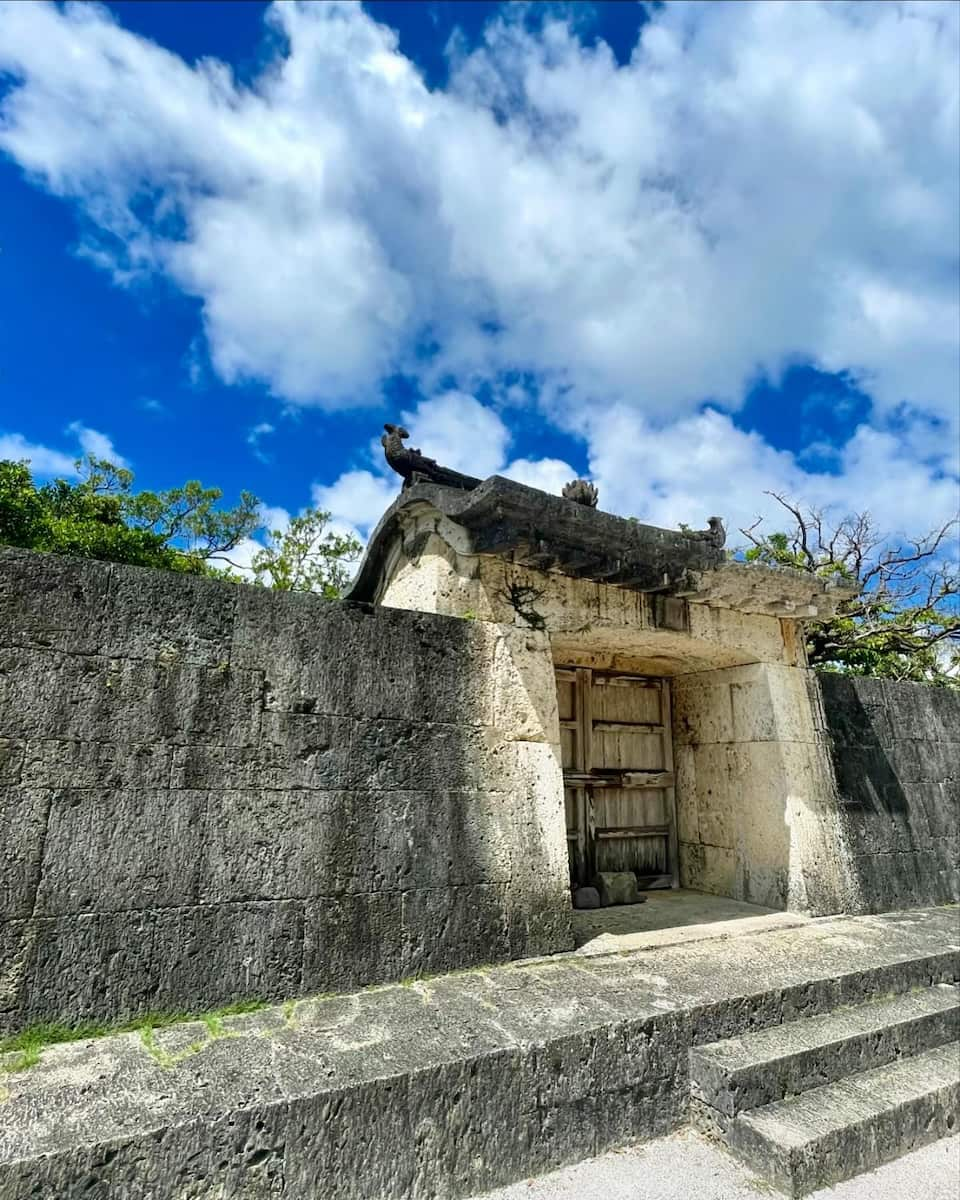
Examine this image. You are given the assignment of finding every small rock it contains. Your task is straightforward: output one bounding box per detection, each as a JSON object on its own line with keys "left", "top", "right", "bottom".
{"left": 572, "top": 886, "right": 601, "bottom": 910}
{"left": 593, "top": 872, "right": 644, "bottom": 906}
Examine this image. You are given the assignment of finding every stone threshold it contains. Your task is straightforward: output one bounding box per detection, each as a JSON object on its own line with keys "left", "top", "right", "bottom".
{"left": 573, "top": 908, "right": 810, "bottom": 957}
{"left": 0, "top": 907, "right": 957, "bottom": 1200}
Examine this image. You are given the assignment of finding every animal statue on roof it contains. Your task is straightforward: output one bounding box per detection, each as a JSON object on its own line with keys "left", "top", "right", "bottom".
{"left": 561, "top": 479, "right": 599, "bottom": 507}
{"left": 685, "top": 516, "right": 726, "bottom": 549}
{"left": 381, "top": 424, "right": 481, "bottom": 491}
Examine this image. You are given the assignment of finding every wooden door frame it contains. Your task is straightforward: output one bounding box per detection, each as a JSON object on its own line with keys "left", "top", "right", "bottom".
{"left": 559, "top": 665, "right": 679, "bottom": 890}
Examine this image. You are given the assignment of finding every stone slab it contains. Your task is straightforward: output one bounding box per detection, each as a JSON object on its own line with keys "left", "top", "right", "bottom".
{"left": 0, "top": 908, "right": 956, "bottom": 1199}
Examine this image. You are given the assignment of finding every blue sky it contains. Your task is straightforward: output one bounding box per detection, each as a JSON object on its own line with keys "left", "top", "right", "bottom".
{"left": 1, "top": 0, "right": 957, "bottom": 565}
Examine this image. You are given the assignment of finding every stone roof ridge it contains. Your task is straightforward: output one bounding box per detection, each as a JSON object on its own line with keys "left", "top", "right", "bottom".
{"left": 347, "top": 473, "right": 729, "bottom": 603}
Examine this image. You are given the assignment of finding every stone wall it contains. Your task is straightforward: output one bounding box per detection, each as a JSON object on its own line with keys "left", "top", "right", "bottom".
{"left": 815, "top": 674, "right": 960, "bottom": 912}
{"left": 673, "top": 666, "right": 960, "bottom": 917}
{"left": 0, "top": 548, "right": 572, "bottom": 1031}
{"left": 672, "top": 662, "right": 853, "bottom": 915}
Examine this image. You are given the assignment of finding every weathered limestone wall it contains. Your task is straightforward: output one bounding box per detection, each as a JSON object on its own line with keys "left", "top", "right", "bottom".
{"left": 815, "top": 674, "right": 960, "bottom": 912}
{"left": 672, "top": 663, "right": 854, "bottom": 915}
{"left": 0, "top": 547, "right": 572, "bottom": 1031}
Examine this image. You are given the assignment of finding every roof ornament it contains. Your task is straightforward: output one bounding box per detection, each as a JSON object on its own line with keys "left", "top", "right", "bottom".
{"left": 684, "top": 516, "right": 726, "bottom": 549}
{"left": 561, "top": 479, "right": 599, "bottom": 508}
{"left": 381, "top": 424, "right": 481, "bottom": 492}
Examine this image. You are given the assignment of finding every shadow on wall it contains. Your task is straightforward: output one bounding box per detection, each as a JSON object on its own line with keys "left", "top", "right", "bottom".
{"left": 818, "top": 674, "right": 960, "bottom": 913}
{"left": 0, "top": 548, "right": 572, "bottom": 1032}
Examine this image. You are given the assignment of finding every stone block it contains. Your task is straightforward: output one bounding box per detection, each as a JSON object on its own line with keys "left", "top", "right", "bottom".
{"left": 672, "top": 678, "right": 735, "bottom": 746}
{"left": 34, "top": 789, "right": 204, "bottom": 917}
{"left": 881, "top": 680, "right": 954, "bottom": 740}
{"left": 302, "top": 892, "right": 404, "bottom": 993}
{"left": 196, "top": 789, "right": 513, "bottom": 903}
{"left": 573, "top": 887, "right": 600, "bottom": 909}
{"left": 820, "top": 692, "right": 894, "bottom": 748}
{"left": 199, "top": 789, "right": 344, "bottom": 903}
{"left": 0, "top": 789, "right": 50, "bottom": 919}
{"left": 485, "top": 625, "right": 559, "bottom": 743}
{"left": 681, "top": 842, "right": 737, "bottom": 898}
{"left": 233, "top": 589, "right": 483, "bottom": 725}
{"left": 401, "top": 884, "right": 511, "bottom": 976}
{"left": 0, "top": 739, "right": 23, "bottom": 786}
{"left": 94, "top": 563, "right": 238, "bottom": 664}
{"left": 21, "top": 738, "right": 174, "bottom": 789}
{"left": 0, "top": 652, "right": 262, "bottom": 746}
{"left": 505, "top": 879, "right": 575, "bottom": 959}
{"left": 10, "top": 901, "right": 305, "bottom": 1025}
{"left": 0, "top": 548, "right": 110, "bottom": 655}
{"left": 594, "top": 871, "right": 641, "bottom": 906}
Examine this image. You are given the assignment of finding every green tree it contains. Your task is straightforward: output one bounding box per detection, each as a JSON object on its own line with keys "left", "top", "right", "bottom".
{"left": 740, "top": 493, "right": 959, "bottom": 686}
{"left": 245, "top": 508, "right": 361, "bottom": 598}
{"left": 0, "top": 455, "right": 261, "bottom": 576}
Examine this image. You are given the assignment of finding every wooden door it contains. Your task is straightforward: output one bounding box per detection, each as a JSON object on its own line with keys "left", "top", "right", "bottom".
{"left": 557, "top": 667, "right": 678, "bottom": 892}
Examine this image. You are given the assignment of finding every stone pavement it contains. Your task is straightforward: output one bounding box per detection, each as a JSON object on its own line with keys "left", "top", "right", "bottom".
{"left": 572, "top": 887, "right": 809, "bottom": 954}
{"left": 473, "top": 1129, "right": 960, "bottom": 1200}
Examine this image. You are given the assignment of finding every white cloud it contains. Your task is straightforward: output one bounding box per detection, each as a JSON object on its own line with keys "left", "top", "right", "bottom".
{"left": 0, "top": 423, "right": 128, "bottom": 476}
{"left": 311, "top": 469, "right": 398, "bottom": 541}
{"left": 0, "top": 433, "right": 77, "bottom": 477}
{"left": 399, "top": 390, "right": 511, "bottom": 478}
{"left": 258, "top": 503, "right": 291, "bottom": 536}
{"left": 65, "top": 421, "right": 129, "bottom": 468}
{"left": 1, "top": 0, "right": 955, "bottom": 424}
{"left": 0, "top": 0, "right": 956, "bottom": 540}
{"left": 585, "top": 406, "right": 960, "bottom": 546}
{"left": 247, "top": 421, "right": 276, "bottom": 462}
{"left": 313, "top": 392, "right": 580, "bottom": 538}
{"left": 501, "top": 456, "right": 578, "bottom": 494}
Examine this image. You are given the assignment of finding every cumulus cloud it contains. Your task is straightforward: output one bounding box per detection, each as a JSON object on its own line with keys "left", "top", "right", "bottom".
{"left": 0, "top": 423, "right": 128, "bottom": 476}
{"left": 313, "top": 389, "right": 581, "bottom": 538}
{"left": 586, "top": 406, "right": 960, "bottom": 546}
{"left": 312, "top": 469, "right": 397, "bottom": 541}
{"left": 2, "top": 1, "right": 955, "bottom": 418}
{"left": 0, "top": 433, "right": 78, "bottom": 477}
{"left": 1, "top": 0, "right": 956, "bottom": 536}
{"left": 501, "top": 457, "right": 579, "bottom": 494}
{"left": 65, "top": 421, "right": 129, "bottom": 468}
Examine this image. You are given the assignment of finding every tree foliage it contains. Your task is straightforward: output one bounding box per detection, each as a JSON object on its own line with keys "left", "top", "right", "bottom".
{"left": 0, "top": 456, "right": 362, "bottom": 598}
{"left": 740, "top": 493, "right": 959, "bottom": 686}
{"left": 0, "top": 456, "right": 260, "bottom": 575}
{"left": 241, "top": 509, "right": 361, "bottom": 598}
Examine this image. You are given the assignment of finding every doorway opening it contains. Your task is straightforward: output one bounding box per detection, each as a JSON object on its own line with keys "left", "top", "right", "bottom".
{"left": 557, "top": 666, "right": 678, "bottom": 894}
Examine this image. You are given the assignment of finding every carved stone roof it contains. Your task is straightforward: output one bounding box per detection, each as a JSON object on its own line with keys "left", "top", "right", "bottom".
{"left": 347, "top": 474, "right": 856, "bottom": 619}
{"left": 348, "top": 474, "right": 727, "bottom": 601}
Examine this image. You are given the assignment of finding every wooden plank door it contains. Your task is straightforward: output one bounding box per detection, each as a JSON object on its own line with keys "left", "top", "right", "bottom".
{"left": 557, "top": 667, "right": 678, "bottom": 891}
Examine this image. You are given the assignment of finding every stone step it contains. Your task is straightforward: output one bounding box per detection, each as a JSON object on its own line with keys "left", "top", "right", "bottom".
{"left": 726, "top": 1041, "right": 960, "bottom": 1196}
{"left": 691, "top": 983, "right": 959, "bottom": 1125}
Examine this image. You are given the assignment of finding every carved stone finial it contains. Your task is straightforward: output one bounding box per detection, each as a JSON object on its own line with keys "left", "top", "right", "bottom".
{"left": 684, "top": 516, "right": 726, "bottom": 549}
{"left": 381, "top": 423, "right": 481, "bottom": 492}
{"left": 562, "top": 479, "right": 599, "bottom": 507}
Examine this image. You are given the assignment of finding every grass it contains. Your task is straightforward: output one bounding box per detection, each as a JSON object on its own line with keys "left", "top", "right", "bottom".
{"left": 0, "top": 959, "right": 509, "bottom": 1076}
{"left": 0, "top": 998, "right": 268, "bottom": 1074}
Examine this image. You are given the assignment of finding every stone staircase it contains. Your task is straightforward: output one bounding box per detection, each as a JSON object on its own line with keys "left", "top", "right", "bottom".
{"left": 690, "top": 982, "right": 960, "bottom": 1196}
